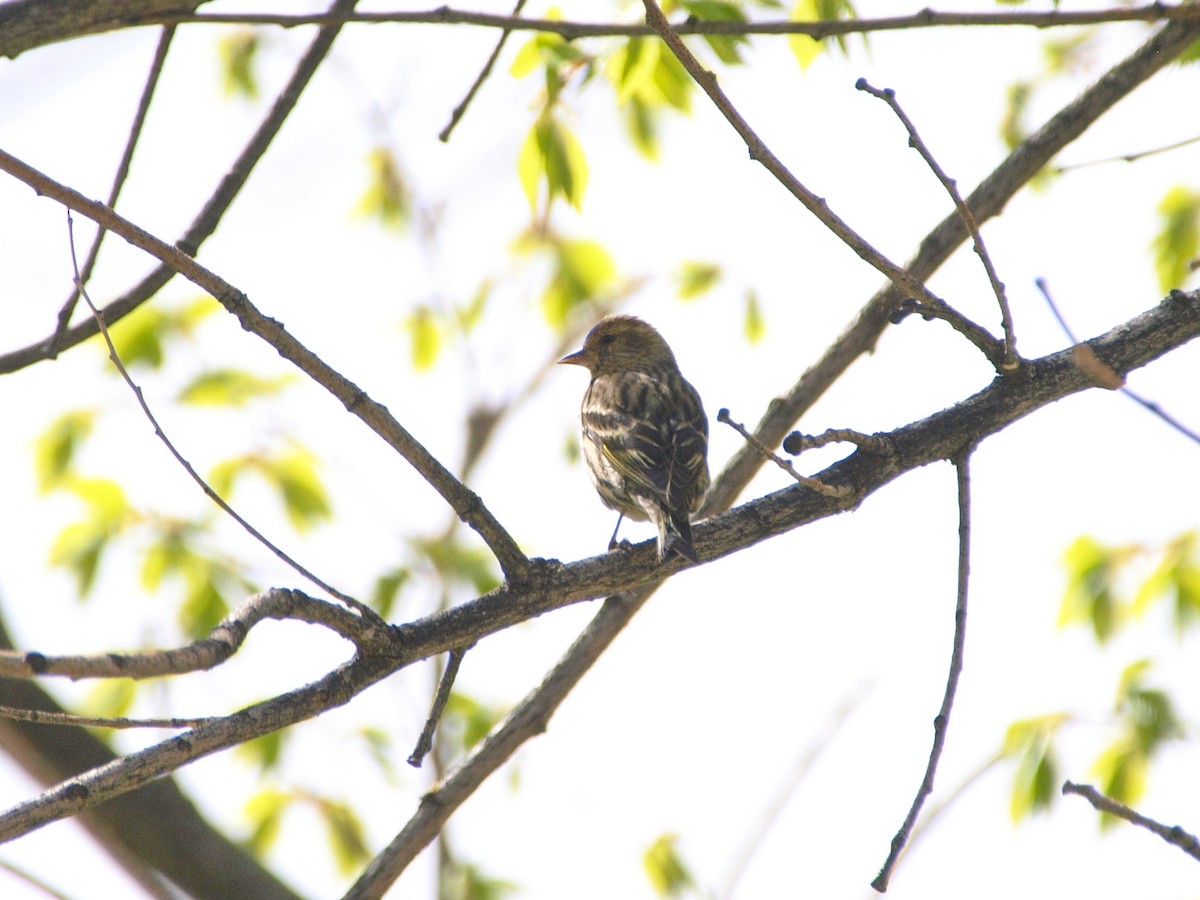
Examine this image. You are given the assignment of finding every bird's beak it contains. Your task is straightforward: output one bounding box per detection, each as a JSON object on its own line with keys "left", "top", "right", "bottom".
{"left": 558, "top": 348, "right": 589, "bottom": 367}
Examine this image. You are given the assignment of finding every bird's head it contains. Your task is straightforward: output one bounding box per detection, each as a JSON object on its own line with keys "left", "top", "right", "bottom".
{"left": 558, "top": 315, "right": 677, "bottom": 376}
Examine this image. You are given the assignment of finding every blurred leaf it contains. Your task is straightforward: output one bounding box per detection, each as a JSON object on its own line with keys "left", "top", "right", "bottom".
{"left": 244, "top": 788, "right": 292, "bottom": 857}
{"left": 371, "top": 567, "right": 411, "bottom": 619}
{"left": 1178, "top": 37, "right": 1200, "bottom": 65}
{"left": 360, "top": 727, "right": 398, "bottom": 782}
{"left": 106, "top": 304, "right": 166, "bottom": 369}
{"left": 683, "top": 0, "right": 749, "bottom": 65}
{"left": 744, "top": 290, "right": 765, "bottom": 343}
{"left": 1131, "top": 532, "right": 1200, "bottom": 631}
{"left": 140, "top": 522, "right": 199, "bottom": 592}
{"left": 788, "top": 0, "right": 858, "bottom": 69}
{"left": 404, "top": 306, "right": 443, "bottom": 372}
{"left": 239, "top": 730, "right": 287, "bottom": 773}
{"left": 219, "top": 29, "right": 260, "bottom": 99}
{"left": 35, "top": 410, "right": 94, "bottom": 492}
{"left": 676, "top": 261, "right": 721, "bottom": 300}
{"left": 442, "top": 862, "right": 518, "bottom": 900}
{"left": 270, "top": 450, "right": 333, "bottom": 532}
{"left": 1092, "top": 739, "right": 1147, "bottom": 818}
{"left": 49, "top": 478, "right": 132, "bottom": 596}
{"left": 519, "top": 113, "right": 589, "bottom": 212}
{"left": 643, "top": 833, "right": 696, "bottom": 897}
{"left": 1003, "top": 714, "right": 1067, "bottom": 822}
{"left": 1058, "top": 535, "right": 1121, "bottom": 642}
{"left": 179, "top": 369, "right": 293, "bottom": 406}
{"left": 1115, "top": 660, "right": 1181, "bottom": 754}
{"left": 1043, "top": 31, "right": 1094, "bottom": 74}
{"left": 1152, "top": 185, "right": 1200, "bottom": 292}
{"left": 458, "top": 281, "right": 491, "bottom": 334}
{"left": 1000, "top": 81, "right": 1032, "bottom": 151}
{"left": 82, "top": 678, "right": 136, "bottom": 719}
{"left": 318, "top": 799, "right": 371, "bottom": 875}
{"left": 445, "top": 692, "right": 504, "bottom": 752}
{"left": 543, "top": 238, "right": 616, "bottom": 326}
{"left": 419, "top": 538, "right": 501, "bottom": 595}
{"left": 180, "top": 296, "right": 222, "bottom": 328}
{"left": 180, "top": 568, "right": 229, "bottom": 638}
{"left": 357, "top": 146, "right": 411, "bottom": 229}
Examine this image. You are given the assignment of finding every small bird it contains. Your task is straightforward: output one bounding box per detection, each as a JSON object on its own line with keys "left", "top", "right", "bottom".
{"left": 559, "top": 315, "right": 710, "bottom": 562}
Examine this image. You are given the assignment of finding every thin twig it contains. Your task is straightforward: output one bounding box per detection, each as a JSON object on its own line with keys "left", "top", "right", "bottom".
{"left": 1037, "top": 278, "right": 1200, "bottom": 445}
{"left": 873, "top": 450, "right": 973, "bottom": 892}
{"left": 439, "top": 0, "right": 527, "bottom": 142}
{"left": 717, "top": 408, "right": 849, "bottom": 497}
{"left": 126, "top": 5, "right": 1200, "bottom": 40}
{"left": 1056, "top": 132, "right": 1200, "bottom": 173}
{"left": 47, "top": 26, "right": 175, "bottom": 357}
{"left": 0, "top": 706, "right": 217, "bottom": 731}
{"left": 68, "top": 213, "right": 380, "bottom": 621}
{"left": 1062, "top": 781, "right": 1200, "bottom": 863}
{"left": 408, "top": 647, "right": 468, "bottom": 767}
{"left": 782, "top": 427, "right": 891, "bottom": 456}
{"left": 857, "top": 79, "right": 1019, "bottom": 370}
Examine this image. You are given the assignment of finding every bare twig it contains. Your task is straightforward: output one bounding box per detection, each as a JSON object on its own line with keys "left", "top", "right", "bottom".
{"left": 857, "top": 79, "right": 1019, "bottom": 370}
{"left": 782, "top": 427, "right": 890, "bottom": 456}
{"left": 67, "top": 213, "right": 380, "bottom": 622}
{"left": 1037, "top": 278, "right": 1200, "bottom": 445}
{"left": 873, "top": 450, "right": 973, "bottom": 892}
{"left": 47, "top": 25, "right": 175, "bottom": 357}
{"left": 0, "top": 588, "right": 381, "bottom": 682}
{"left": 1056, "top": 132, "right": 1200, "bottom": 173}
{"left": 117, "top": 5, "right": 1200, "bottom": 41}
{"left": 1062, "top": 781, "right": 1200, "bottom": 863}
{"left": 439, "top": 0, "right": 527, "bottom": 142}
{"left": 408, "top": 647, "right": 468, "bottom": 767}
{"left": 717, "top": 408, "right": 849, "bottom": 497}
{"left": 0, "top": 707, "right": 218, "bottom": 731}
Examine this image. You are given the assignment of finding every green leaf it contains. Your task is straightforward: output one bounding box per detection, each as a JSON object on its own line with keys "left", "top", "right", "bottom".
{"left": 683, "top": 0, "right": 749, "bottom": 65}
{"left": 319, "top": 800, "right": 370, "bottom": 874}
{"left": 676, "top": 261, "right": 721, "bottom": 300}
{"left": 1003, "top": 714, "right": 1067, "bottom": 822}
{"left": 178, "top": 369, "right": 293, "bottom": 406}
{"left": 788, "top": 0, "right": 858, "bottom": 69}
{"left": 1092, "top": 739, "right": 1147, "bottom": 816}
{"left": 83, "top": 678, "right": 137, "bottom": 719}
{"left": 180, "top": 568, "right": 229, "bottom": 638}
{"left": 219, "top": 29, "right": 260, "bottom": 99}
{"left": 356, "top": 147, "right": 411, "bottom": 229}
{"left": 238, "top": 730, "right": 287, "bottom": 773}
{"left": 49, "top": 478, "right": 132, "bottom": 596}
{"left": 244, "top": 788, "right": 292, "bottom": 857}
{"left": 543, "top": 239, "right": 616, "bottom": 327}
{"left": 457, "top": 281, "right": 491, "bottom": 334}
{"left": 1152, "top": 185, "right": 1200, "bottom": 292}
{"left": 643, "top": 833, "right": 696, "bottom": 897}
{"left": 744, "top": 290, "right": 765, "bottom": 343}
{"left": 106, "top": 304, "right": 166, "bottom": 369}
{"left": 538, "top": 114, "right": 589, "bottom": 210}
{"left": 140, "top": 522, "right": 198, "bottom": 592}
{"left": 1115, "top": 660, "right": 1181, "bottom": 754}
{"left": 1058, "top": 535, "right": 1120, "bottom": 642}
{"left": 404, "top": 306, "right": 443, "bottom": 371}
{"left": 442, "top": 863, "right": 518, "bottom": 900}
{"left": 445, "top": 692, "right": 504, "bottom": 753}
{"left": 269, "top": 450, "right": 333, "bottom": 532}
{"left": 35, "top": 410, "right": 94, "bottom": 493}
{"left": 1000, "top": 81, "right": 1032, "bottom": 152}
{"left": 416, "top": 537, "right": 501, "bottom": 595}
{"left": 371, "top": 567, "right": 411, "bottom": 619}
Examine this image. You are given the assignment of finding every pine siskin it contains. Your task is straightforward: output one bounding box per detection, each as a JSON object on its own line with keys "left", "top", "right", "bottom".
{"left": 559, "top": 315, "right": 710, "bottom": 562}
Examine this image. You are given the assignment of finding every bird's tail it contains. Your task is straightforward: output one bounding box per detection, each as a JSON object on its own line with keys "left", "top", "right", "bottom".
{"left": 656, "top": 505, "right": 698, "bottom": 563}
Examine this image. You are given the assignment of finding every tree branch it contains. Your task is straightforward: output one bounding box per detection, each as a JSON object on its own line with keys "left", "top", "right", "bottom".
{"left": 1062, "top": 781, "right": 1200, "bottom": 864}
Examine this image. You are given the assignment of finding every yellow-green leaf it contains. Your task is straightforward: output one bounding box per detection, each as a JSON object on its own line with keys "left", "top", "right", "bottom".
{"left": 321, "top": 801, "right": 370, "bottom": 874}
{"left": 219, "top": 29, "right": 260, "bottom": 99}
{"left": 543, "top": 239, "right": 616, "bottom": 326}
{"left": 676, "top": 261, "right": 721, "bottom": 300}
{"left": 106, "top": 305, "right": 166, "bottom": 369}
{"left": 356, "top": 147, "right": 410, "bottom": 230}
{"left": 270, "top": 450, "right": 332, "bottom": 532}
{"left": 82, "top": 678, "right": 137, "bottom": 719}
{"left": 35, "top": 410, "right": 93, "bottom": 493}
{"left": 178, "top": 369, "right": 293, "bottom": 406}
{"left": 744, "top": 290, "right": 765, "bottom": 343}
{"left": 404, "top": 306, "right": 443, "bottom": 371}
{"left": 244, "top": 788, "right": 292, "bottom": 856}
{"left": 1152, "top": 185, "right": 1200, "bottom": 292}
{"left": 643, "top": 833, "right": 695, "bottom": 897}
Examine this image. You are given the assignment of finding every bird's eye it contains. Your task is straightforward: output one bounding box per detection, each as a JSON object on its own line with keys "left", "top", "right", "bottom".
{"left": 599, "top": 334, "right": 616, "bottom": 346}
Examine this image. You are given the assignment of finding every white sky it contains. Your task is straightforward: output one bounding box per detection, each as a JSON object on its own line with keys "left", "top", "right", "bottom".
{"left": 1, "top": 1, "right": 1199, "bottom": 898}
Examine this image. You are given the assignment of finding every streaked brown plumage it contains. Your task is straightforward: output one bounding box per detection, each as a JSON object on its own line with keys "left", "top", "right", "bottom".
{"left": 559, "top": 315, "right": 709, "bottom": 562}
